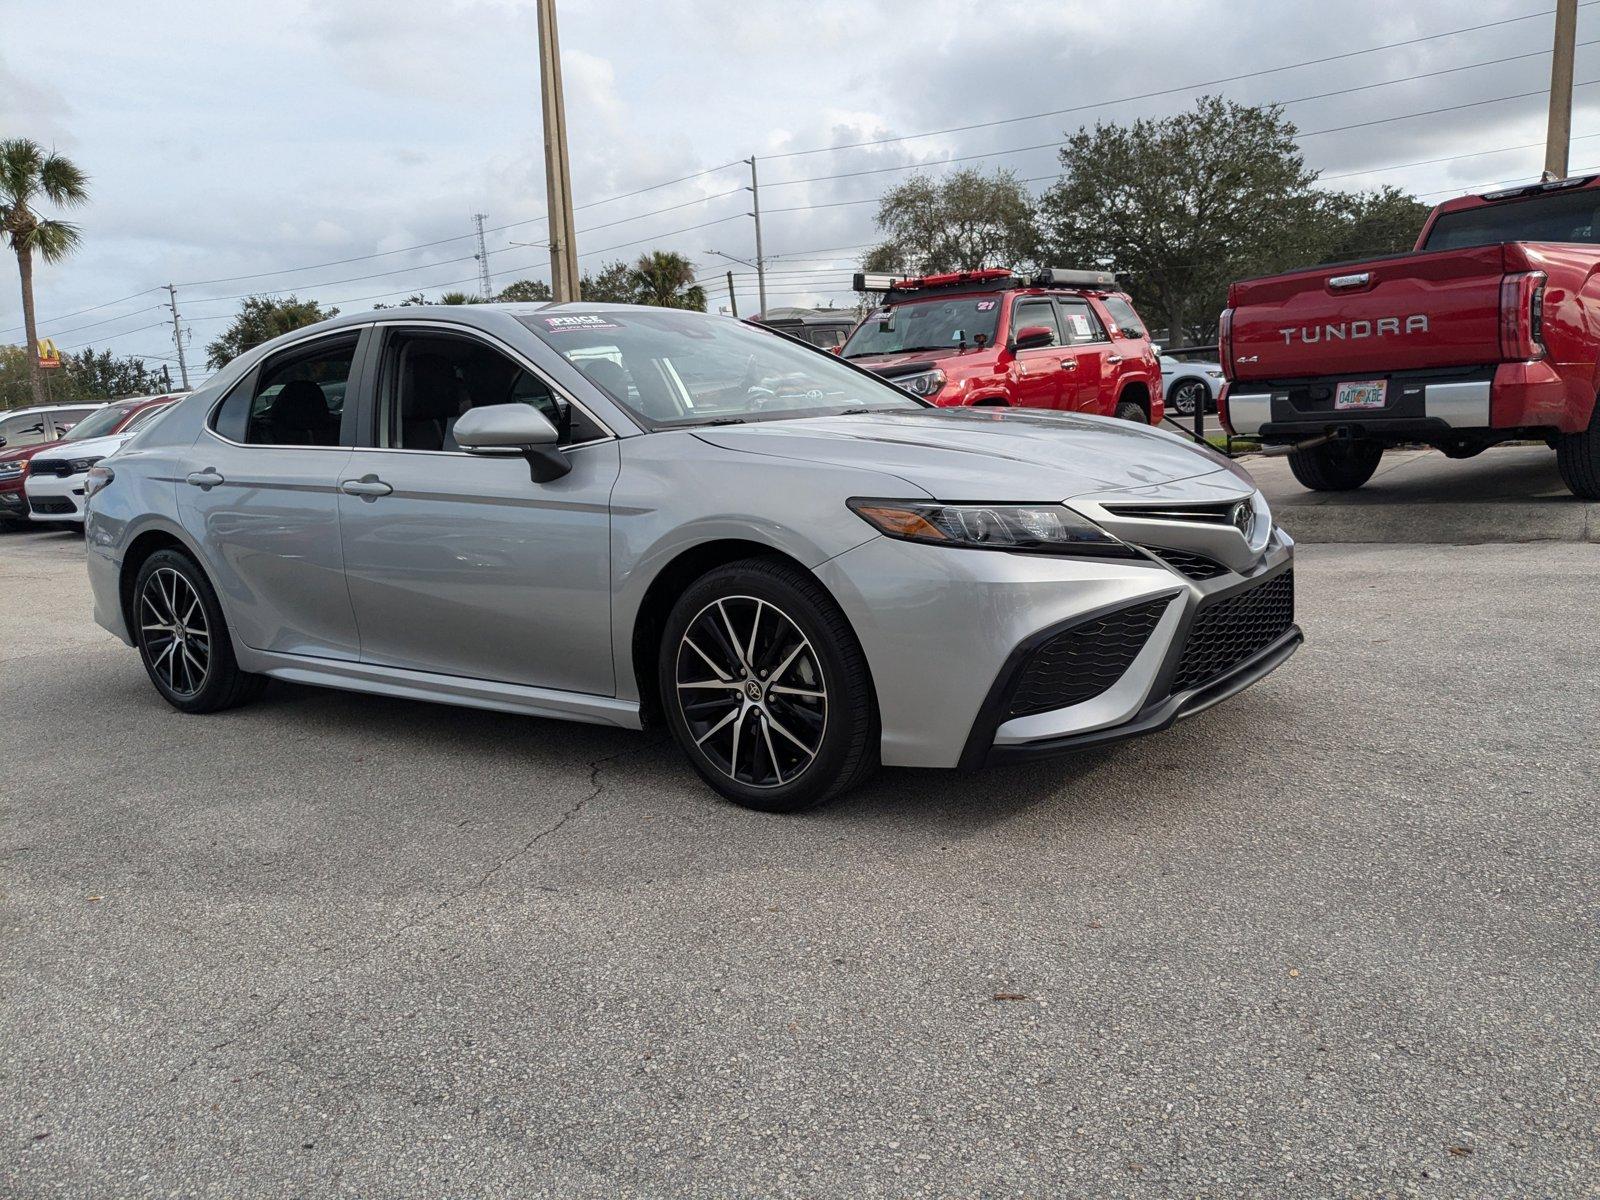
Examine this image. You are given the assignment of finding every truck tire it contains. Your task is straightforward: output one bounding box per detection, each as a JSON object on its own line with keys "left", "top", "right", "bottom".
{"left": 1555, "top": 404, "right": 1600, "bottom": 499}
{"left": 1114, "top": 400, "right": 1146, "bottom": 423}
{"left": 1287, "top": 439, "right": 1383, "bottom": 491}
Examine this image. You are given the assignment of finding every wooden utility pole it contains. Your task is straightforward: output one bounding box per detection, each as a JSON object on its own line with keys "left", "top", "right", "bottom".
{"left": 746, "top": 157, "right": 768, "bottom": 320}
{"left": 726, "top": 270, "right": 738, "bottom": 318}
{"left": 1544, "top": 0, "right": 1579, "bottom": 179}
{"left": 536, "top": 0, "right": 581, "bottom": 301}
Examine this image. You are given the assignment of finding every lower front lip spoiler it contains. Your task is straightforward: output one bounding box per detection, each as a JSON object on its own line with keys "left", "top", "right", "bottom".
{"left": 974, "top": 625, "right": 1303, "bottom": 768}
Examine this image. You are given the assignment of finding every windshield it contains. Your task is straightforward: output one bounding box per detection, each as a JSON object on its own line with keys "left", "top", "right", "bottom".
{"left": 520, "top": 310, "right": 924, "bottom": 428}
{"left": 841, "top": 296, "right": 1001, "bottom": 358}
{"left": 60, "top": 403, "right": 135, "bottom": 442}
{"left": 1423, "top": 187, "right": 1600, "bottom": 250}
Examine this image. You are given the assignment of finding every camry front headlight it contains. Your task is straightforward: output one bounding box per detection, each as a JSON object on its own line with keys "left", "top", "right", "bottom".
{"left": 893, "top": 368, "right": 946, "bottom": 398}
{"left": 847, "top": 499, "right": 1133, "bottom": 556}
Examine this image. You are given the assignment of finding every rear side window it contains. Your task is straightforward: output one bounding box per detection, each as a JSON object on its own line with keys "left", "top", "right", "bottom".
{"left": 1011, "top": 299, "right": 1063, "bottom": 346}
{"left": 1058, "top": 299, "right": 1108, "bottom": 345}
{"left": 1099, "top": 296, "right": 1147, "bottom": 340}
{"left": 212, "top": 336, "right": 358, "bottom": 446}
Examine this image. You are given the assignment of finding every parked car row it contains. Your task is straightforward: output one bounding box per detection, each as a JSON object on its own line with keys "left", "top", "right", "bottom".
{"left": 0, "top": 394, "right": 183, "bottom": 526}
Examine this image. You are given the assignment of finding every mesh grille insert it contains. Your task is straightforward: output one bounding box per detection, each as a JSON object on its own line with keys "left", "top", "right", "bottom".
{"left": 1143, "top": 546, "right": 1230, "bottom": 581}
{"left": 1007, "top": 597, "right": 1170, "bottom": 718}
{"left": 1170, "top": 570, "right": 1294, "bottom": 694}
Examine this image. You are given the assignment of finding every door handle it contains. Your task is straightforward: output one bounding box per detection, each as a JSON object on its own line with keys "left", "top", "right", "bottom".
{"left": 1106, "top": 354, "right": 1125, "bottom": 365}
{"left": 185, "top": 469, "right": 224, "bottom": 490}
{"left": 340, "top": 475, "right": 393, "bottom": 499}
{"left": 1059, "top": 358, "right": 1078, "bottom": 371}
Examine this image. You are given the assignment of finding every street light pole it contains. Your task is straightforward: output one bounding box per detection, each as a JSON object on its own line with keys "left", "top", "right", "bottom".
{"left": 536, "top": 0, "right": 581, "bottom": 300}
{"left": 1544, "top": 0, "right": 1579, "bottom": 179}
{"left": 746, "top": 156, "right": 768, "bottom": 320}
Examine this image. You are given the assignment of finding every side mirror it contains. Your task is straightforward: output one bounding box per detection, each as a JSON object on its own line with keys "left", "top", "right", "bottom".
{"left": 0, "top": 436, "right": 8, "bottom": 448}
{"left": 454, "top": 403, "right": 571, "bottom": 483}
{"left": 1013, "top": 325, "right": 1055, "bottom": 351}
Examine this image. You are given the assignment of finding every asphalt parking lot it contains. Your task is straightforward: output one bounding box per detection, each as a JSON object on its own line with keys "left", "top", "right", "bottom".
{"left": 3, "top": 523, "right": 1596, "bottom": 1198}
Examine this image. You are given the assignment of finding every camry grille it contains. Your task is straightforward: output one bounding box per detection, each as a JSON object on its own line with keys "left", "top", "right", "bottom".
{"left": 1169, "top": 570, "right": 1294, "bottom": 694}
{"left": 1007, "top": 597, "right": 1170, "bottom": 718}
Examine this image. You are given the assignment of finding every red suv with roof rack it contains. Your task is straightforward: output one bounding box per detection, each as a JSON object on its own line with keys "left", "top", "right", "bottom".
{"left": 841, "top": 268, "right": 1164, "bottom": 424}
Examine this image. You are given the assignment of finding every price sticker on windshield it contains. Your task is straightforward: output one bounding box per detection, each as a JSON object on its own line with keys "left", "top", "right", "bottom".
{"left": 541, "top": 314, "right": 622, "bottom": 333}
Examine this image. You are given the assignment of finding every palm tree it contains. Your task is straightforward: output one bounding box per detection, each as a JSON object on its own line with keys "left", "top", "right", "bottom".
{"left": 630, "top": 251, "right": 706, "bottom": 311}
{"left": 1, "top": 139, "right": 90, "bottom": 405}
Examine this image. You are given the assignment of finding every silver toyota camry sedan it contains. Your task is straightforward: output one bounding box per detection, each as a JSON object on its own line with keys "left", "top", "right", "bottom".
{"left": 83, "top": 303, "right": 1299, "bottom": 811}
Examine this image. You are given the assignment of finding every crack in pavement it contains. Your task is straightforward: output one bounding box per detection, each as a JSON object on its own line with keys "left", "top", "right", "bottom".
{"left": 165, "top": 738, "right": 665, "bottom": 1078}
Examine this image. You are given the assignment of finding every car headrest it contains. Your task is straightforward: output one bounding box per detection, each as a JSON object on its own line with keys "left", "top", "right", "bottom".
{"left": 403, "top": 354, "right": 464, "bottom": 421}
{"left": 271, "top": 380, "right": 330, "bottom": 425}
{"left": 578, "top": 357, "right": 627, "bottom": 400}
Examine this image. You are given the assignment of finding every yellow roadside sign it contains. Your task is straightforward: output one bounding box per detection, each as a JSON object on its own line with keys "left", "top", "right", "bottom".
{"left": 37, "top": 338, "right": 62, "bottom": 370}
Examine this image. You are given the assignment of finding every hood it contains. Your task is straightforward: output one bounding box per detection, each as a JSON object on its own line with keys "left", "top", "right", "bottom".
{"left": 842, "top": 346, "right": 982, "bottom": 371}
{"left": 692, "top": 407, "right": 1252, "bottom": 502}
{"left": 38, "top": 432, "right": 133, "bottom": 463}
{"left": 0, "top": 438, "right": 68, "bottom": 465}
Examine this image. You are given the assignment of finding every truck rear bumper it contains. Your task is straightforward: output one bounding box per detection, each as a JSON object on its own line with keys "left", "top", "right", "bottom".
{"left": 1223, "top": 360, "right": 1581, "bottom": 440}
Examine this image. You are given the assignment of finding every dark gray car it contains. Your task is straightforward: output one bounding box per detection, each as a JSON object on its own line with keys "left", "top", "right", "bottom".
{"left": 83, "top": 303, "right": 1298, "bottom": 810}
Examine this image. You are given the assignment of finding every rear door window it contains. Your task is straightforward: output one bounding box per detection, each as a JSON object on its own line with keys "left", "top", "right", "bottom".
{"left": 211, "top": 335, "right": 360, "bottom": 447}
{"left": 1059, "top": 299, "right": 1109, "bottom": 345}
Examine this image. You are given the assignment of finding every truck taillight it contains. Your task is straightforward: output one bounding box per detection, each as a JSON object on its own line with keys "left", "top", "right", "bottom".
{"left": 1499, "top": 271, "right": 1546, "bottom": 361}
{"left": 1218, "top": 307, "right": 1235, "bottom": 380}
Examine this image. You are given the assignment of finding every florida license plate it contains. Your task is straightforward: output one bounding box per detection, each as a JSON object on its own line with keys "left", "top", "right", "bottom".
{"left": 1334, "top": 379, "right": 1387, "bottom": 410}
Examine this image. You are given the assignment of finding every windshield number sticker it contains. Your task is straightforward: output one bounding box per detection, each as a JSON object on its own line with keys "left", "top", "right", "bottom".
{"left": 975, "top": 300, "right": 995, "bottom": 311}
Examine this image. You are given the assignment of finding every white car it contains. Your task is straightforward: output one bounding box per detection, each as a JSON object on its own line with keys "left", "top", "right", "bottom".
{"left": 25, "top": 402, "right": 174, "bottom": 524}
{"left": 1161, "top": 355, "right": 1225, "bottom": 417}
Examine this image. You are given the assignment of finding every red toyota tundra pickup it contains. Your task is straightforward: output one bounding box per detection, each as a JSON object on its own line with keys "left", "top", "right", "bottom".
{"left": 1218, "top": 175, "right": 1600, "bottom": 498}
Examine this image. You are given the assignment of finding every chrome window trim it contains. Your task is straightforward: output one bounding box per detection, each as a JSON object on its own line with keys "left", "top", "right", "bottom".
{"left": 203, "top": 324, "right": 374, "bottom": 452}
{"left": 366, "top": 317, "right": 619, "bottom": 446}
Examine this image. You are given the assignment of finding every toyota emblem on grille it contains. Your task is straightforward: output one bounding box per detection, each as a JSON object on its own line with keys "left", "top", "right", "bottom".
{"left": 1230, "top": 500, "right": 1253, "bottom": 538}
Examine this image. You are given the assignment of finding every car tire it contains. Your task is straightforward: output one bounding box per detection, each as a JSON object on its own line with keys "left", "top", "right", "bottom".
{"left": 1555, "top": 402, "right": 1600, "bottom": 499}
{"left": 1114, "top": 399, "right": 1147, "bottom": 423}
{"left": 133, "top": 548, "right": 266, "bottom": 714}
{"left": 1170, "top": 380, "right": 1205, "bottom": 416}
{"left": 1287, "top": 438, "right": 1384, "bottom": 491}
{"left": 659, "top": 557, "right": 878, "bottom": 812}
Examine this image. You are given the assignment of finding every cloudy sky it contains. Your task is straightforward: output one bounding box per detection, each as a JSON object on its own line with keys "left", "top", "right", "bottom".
{"left": 5, "top": 0, "right": 1598, "bottom": 374}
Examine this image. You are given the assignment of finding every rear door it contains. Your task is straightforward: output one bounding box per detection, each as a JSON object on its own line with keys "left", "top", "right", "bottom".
{"left": 1008, "top": 296, "right": 1069, "bottom": 409}
{"left": 182, "top": 329, "right": 366, "bottom": 660}
{"left": 1057, "top": 297, "right": 1111, "bottom": 413}
{"left": 336, "top": 323, "right": 620, "bottom": 697}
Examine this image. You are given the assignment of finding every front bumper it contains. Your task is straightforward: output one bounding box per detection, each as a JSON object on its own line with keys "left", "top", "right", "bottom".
{"left": 816, "top": 520, "right": 1296, "bottom": 770}
{"left": 24, "top": 470, "right": 88, "bottom": 522}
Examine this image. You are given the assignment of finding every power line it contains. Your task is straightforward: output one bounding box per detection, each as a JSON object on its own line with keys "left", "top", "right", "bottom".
{"left": 761, "top": 3, "right": 1596, "bottom": 160}
{"left": 762, "top": 42, "right": 1600, "bottom": 194}
{"left": 1298, "top": 78, "right": 1600, "bottom": 138}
